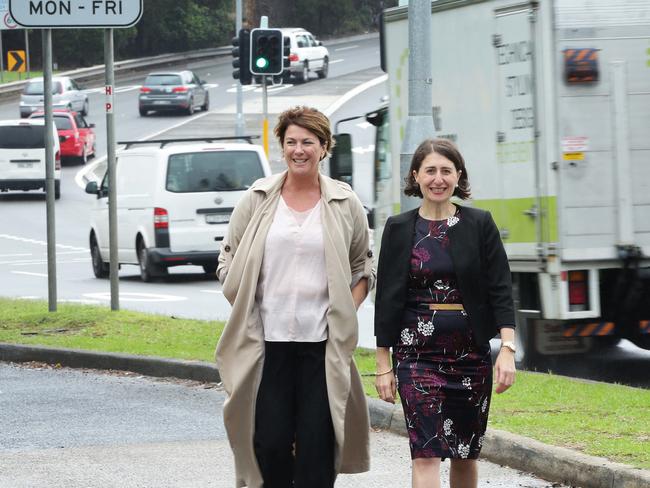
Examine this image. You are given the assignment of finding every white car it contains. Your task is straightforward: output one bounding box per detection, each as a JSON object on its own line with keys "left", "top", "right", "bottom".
{"left": 20, "top": 76, "right": 89, "bottom": 119}
{"left": 85, "top": 138, "right": 272, "bottom": 281}
{"left": 281, "top": 28, "right": 329, "bottom": 83}
{"left": 0, "top": 119, "right": 61, "bottom": 199}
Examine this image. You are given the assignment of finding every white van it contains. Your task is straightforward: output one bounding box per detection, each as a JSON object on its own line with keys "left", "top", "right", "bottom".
{"left": 0, "top": 119, "right": 61, "bottom": 199}
{"left": 85, "top": 138, "right": 272, "bottom": 281}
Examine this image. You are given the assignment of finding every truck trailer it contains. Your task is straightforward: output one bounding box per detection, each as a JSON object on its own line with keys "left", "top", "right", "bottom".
{"left": 382, "top": 0, "right": 650, "bottom": 365}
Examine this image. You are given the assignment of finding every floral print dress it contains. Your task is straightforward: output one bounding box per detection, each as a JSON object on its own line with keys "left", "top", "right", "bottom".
{"left": 393, "top": 209, "right": 492, "bottom": 460}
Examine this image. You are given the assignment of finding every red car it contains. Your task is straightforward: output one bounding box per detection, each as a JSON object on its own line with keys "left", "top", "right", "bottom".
{"left": 30, "top": 110, "right": 96, "bottom": 164}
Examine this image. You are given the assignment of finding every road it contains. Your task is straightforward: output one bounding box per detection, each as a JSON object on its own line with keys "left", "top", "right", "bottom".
{"left": 1, "top": 34, "right": 649, "bottom": 388}
{"left": 0, "top": 362, "right": 568, "bottom": 488}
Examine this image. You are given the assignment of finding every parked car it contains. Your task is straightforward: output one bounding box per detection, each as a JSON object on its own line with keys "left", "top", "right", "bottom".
{"left": 281, "top": 28, "right": 329, "bottom": 83}
{"left": 138, "top": 71, "right": 210, "bottom": 116}
{"left": 30, "top": 110, "right": 96, "bottom": 164}
{"left": 0, "top": 119, "right": 61, "bottom": 199}
{"left": 19, "top": 76, "right": 89, "bottom": 118}
{"left": 84, "top": 138, "right": 271, "bottom": 281}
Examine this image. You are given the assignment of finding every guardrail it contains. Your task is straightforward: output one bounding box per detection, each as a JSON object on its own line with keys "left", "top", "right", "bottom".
{"left": 0, "top": 45, "right": 231, "bottom": 101}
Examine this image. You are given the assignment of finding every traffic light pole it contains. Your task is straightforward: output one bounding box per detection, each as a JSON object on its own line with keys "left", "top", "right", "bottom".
{"left": 235, "top": 0, "right": 245, "bottom": 137}
{"left": 262, "top": 76, "right": 269, "bottom": 156}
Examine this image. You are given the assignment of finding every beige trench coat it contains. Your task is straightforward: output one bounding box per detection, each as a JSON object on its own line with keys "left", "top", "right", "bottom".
{"left": 215, "top": 171, "right": 374, "bottom": 488}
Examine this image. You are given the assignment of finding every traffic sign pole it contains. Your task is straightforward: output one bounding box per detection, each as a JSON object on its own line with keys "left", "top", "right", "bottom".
{"left": 262, "top": 76, "right": 268, "bottom": 156}
{"left": 0, "top": 32, "right": 4, "bottom": 83}
{"left": 43, "top": 29, "right": 57, "bottom": 312}
{"left": 235, "top": 0, "right": 245, "bottom": 137}
{"left": 105, "top": 28, "right": 119, "bottom": 311}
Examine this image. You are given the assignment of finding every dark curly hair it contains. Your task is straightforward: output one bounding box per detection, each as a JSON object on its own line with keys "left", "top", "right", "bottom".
{"left": 403, "top": 138, "right": 471, "bottom": 200}
{"left": 274, "top": 106, "right": 334, "bottom": 161}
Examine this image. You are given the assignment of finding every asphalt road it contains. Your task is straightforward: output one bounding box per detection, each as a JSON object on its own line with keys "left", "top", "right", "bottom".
{"left": 0, "top": 361, "right": 568, "bottom": 488}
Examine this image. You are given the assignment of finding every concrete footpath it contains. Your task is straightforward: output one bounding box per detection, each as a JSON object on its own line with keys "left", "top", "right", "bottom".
{"left": 1, "top": 343, "right": 648, "bottom": 488}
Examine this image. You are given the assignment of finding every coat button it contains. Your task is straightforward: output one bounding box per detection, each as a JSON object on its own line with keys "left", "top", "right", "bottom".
{"left": 367, "top": 250, "right": 373, "bottom": 258}
{"left": 224, "top": 245, "right": 231, "bottom": 253}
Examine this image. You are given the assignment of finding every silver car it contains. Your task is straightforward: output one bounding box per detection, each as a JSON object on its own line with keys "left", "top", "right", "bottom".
{"left": 19, "top": 76, "right": 89, "bottom": 118}
{"left": 138, "top": 70, "right": 209, "bottom": 116}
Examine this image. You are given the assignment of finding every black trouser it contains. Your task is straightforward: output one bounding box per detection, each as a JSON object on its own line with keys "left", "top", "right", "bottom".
{"left": 254, "top": 341, "right": 335, "bottom": 488}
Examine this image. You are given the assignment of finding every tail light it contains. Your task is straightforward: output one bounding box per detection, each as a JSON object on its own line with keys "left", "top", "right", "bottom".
{"left": 567, "top": 270, "right": 588, "bottom": 311}
{"left": 140, "top": 87, "right": 151, "bottom": 93}
{"left": 172, "top": 87, "right": 189, "bottom": 93}
{"left": 55, "top": 151, "right": 61, "bottom": 170}
{"left": 289, "top": 53, "right": 299, "bottom": 62}
{"left": 154, "top": 207, "right": 169, "bottom": 229}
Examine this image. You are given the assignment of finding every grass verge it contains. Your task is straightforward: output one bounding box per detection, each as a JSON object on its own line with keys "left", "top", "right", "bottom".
{"left": 1, "top": 297, "right": 648, "bottom": 469}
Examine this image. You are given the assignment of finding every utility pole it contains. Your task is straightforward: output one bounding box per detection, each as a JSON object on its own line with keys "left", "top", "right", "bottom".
{"left": 399, "top": 0, "right": 435, "bottom": 212}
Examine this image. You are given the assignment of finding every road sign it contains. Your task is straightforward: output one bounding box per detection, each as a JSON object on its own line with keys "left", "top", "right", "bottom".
{"left": 9, "top": 0, "right": 143, "bottom": 28}
{"left": 7, "top": 50, "right": 25, "bottom": 72}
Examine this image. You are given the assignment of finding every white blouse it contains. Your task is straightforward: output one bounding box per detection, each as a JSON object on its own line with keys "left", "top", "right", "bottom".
{"left": 255, "top": 197, "right": 329, "bottom": 342}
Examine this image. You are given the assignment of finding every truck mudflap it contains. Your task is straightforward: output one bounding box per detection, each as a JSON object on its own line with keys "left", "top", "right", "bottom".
{"left": 563, "top": 320, "right": 650, "bottom": 337}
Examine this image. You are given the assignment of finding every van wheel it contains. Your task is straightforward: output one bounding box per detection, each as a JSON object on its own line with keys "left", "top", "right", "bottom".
{"left": 54, "top": 181, "right": 61, "bottom": 200}
{"left": 90, "top": 235, "right": 109, "bottom": 278}
{"left": 137, "top": 241, "right": 166, "bottom": 282}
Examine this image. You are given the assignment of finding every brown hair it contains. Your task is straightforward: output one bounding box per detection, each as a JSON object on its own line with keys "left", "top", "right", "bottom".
{"left": 403, "top": 138, "right": 471, "bottom": 200}
{"left": 274, "top": 106, "right": 334, "bottom": 160}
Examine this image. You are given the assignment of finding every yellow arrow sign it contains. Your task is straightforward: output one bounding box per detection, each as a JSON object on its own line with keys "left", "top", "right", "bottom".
{"left": 8, "top": 50, "right": 26, "bottom": 73}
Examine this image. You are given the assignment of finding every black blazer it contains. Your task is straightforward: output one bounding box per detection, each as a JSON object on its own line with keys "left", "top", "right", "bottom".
{"left": 374, "top": 205, "right": 515, "bottom": 347}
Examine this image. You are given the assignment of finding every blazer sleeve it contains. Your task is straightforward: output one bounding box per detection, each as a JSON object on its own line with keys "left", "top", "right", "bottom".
{"left": 481, "top": 211, "right": 516, "bottom": 329}
{"left": 374, "top": 216, "right": 394, "bottom": 346}
{"left": 348, "top": 193, "right": 376, "bottom": 291}
{"left": 216, "top": 189, "right": 257, "bottom": 283}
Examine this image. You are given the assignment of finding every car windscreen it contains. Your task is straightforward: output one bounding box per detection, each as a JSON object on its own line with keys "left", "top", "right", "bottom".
{"left": 23, "top": 81, "right": 63, "bottom": 95}
{"left": 30, "top": 115, "right": 73, "bottom": 130}
{"left": 0, "top": 125, "right": 45, "bottom": 149}
{"left": 166, "top": 151, "right": 265, "bottom": 193}
{"left": 144, "top": 74, "right": 183, "bottom": 86}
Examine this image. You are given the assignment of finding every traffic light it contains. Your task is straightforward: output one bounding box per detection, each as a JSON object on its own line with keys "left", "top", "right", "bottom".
{"left": 232, "top": 29, "right": 252, "bottom": 85}
{"left": 250, "top": 28, "right": 284, "bottom": 76}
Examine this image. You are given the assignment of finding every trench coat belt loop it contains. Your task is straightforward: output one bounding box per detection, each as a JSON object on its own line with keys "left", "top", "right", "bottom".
{"left": 428, "top": 303, "right": 465, "bottom": 311}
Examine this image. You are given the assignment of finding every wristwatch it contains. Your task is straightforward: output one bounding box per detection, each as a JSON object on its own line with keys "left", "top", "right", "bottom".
{"left": 501, "top": 341, "right": 517, "bottom": 354}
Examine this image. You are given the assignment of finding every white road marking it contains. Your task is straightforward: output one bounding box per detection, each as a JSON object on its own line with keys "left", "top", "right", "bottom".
{"left": 0, "top": 234, "right": 86, "bottom": 251}
{"left": 2, "top": 259, "right": 89, "bottom": 266}
{"left": 200, "top": 290, "right": 223, "bottom": 294}
{"left": 60, "top": 299, "right": 101, "bottom": 304}
{"left": 0, "top": 253, "right": 32, "bottom": 258}
{"left": 329, "top": 59, "right": 344, "bottom": 65}
{"left": 352, "top": 145, "right": 375, "bottom": 154}
{"left": 324, "top": 74, "right": 387, "bottom": 117}
{"left": 256, "top": 85, "right": 292, "bottom": 94}
{"left": 83, "top": 292, "right": 187, "bottom": 303}
{"left": 12, "top": 271, "right": 48, "bottom": 277}
{"left": 334, "top": 45, "right": 358, "bottom": 51}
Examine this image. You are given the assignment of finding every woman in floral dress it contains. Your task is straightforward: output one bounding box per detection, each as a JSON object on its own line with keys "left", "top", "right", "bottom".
{"left": 374, "top": 138, "right": 517, "bottom": 488}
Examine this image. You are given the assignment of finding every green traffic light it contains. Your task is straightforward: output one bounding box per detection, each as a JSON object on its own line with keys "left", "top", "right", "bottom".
{"left": 255, "top": 57, "right": 269, "bottom": 69}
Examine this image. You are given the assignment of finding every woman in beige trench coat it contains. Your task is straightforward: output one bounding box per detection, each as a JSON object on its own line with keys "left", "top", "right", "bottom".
{"left": 215, "top": 106, "right": 374, "bottom": 488}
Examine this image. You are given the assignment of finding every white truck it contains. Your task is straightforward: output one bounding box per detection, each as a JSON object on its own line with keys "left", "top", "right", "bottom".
{"left": 382, "top": 0, "right": 650, "bottom": 365}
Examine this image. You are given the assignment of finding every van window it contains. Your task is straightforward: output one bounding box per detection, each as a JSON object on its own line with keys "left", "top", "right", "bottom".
{"left": 24, "top": 81, "right": 63, "bottom": 95}
{"left": 0, "top": 125, "right": 45, "bottom": 149}
{"left": 166, "top": 151, "right": 265, "bottom": 192}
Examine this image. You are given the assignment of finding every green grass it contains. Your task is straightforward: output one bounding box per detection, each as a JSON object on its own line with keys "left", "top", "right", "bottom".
{"left": 1, "top": 297, "right": 649, "bottom": 469}
{"left": 1, "top": 71, "right": 43, "bottom": 83}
